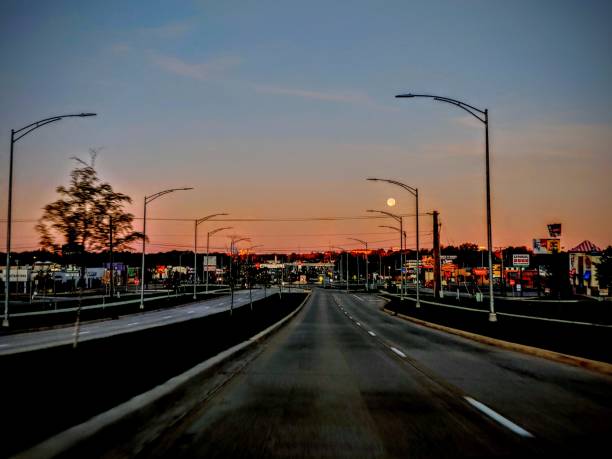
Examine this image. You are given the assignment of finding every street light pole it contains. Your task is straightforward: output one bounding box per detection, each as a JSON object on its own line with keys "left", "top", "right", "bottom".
{"left": 245, "top": 244, "right": 263, "bottom": 311}
{"left": 367, "top": 178, "right": 420, "bottom": 307}
{"left": 367, "top": 209, "right": 405, "bottom": 301}
{"left": 348, "top": 238, "right": 368, "bottom": 291}
{"left": 395, "top": 93, "right": 496, "bottom": 321}
{"left": 193, "top": 213, "right": 228, "bottom": 299}
{"left": 139, "top": 187, "right": 193, "bottom": 309}
{"left": 205, "top": 226, "right": 232, "bottom": 293}
{"left": 228, "top": 236, "right": 251, "bottom": 314}
{"left": 333, "top": 246, "right": 349, "bottom": 292}
{"left": 3, "top": 113, "right": 97, "bottom": 327}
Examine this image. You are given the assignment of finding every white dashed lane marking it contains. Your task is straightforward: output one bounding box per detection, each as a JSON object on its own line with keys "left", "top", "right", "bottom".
{"left": 368, "top": 331, "right": 376, "bottom": 337}
{"left": 464, "top": 397, "right": 534, "bottom": 438}
{"left": 390, "top": 347, "right": 406, "bottom": 358}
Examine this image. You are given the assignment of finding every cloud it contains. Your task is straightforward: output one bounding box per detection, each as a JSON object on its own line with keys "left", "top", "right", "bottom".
{"left": 149, "top": 52, "right": 241, "bottom": 80}
{"left": 109, "top": 43, "right": 131, "bottom": 55}
{"left": 138, "top": 21, "right": 194, "bottom": 38}
{"left": 496, "top": 121, "right": 612, "bottom": 161}
{"left": 253, "top": 85, "right": 399, "bottom": 112}
{"left": 254, "top": 85, "right": 368, "bottom": 103}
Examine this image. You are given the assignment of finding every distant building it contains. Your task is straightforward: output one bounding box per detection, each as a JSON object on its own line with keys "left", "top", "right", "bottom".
{"left": 569, "top": 240, "right": 603, "bottom": 296}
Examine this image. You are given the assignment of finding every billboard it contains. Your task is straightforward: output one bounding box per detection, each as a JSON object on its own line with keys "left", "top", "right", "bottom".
{"left": 512, "top": 254, "right": 530, "bottom": 267}
{"left": 202, "top": 256, "right": 217, "bottom": 272}
{"left": 533, "top": 238, "right": 560, "bottom": 254}
{"left": 547, "top": 223, "right": 562, "bottom": 237}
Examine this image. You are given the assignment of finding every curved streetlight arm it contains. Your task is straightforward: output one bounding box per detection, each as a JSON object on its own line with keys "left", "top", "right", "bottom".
{"left": 367, "top": 209, "right": 401, "bottom": 223}
{"left": 13, "top": 113, "right": 97, "bottom": 142}
{"left": 347, "top": 237, "right": 367, "bottom": 247}
{"left": 395, "top": 93, "right": 486, "bottom": 124}
{"left": 209, "top": 226, "right": 232, "bottom": 236}
{"left": 196, "top": 213, "right": 228, "bottom": 226}
{"left": 146, "top": 187, "right": 193, "bottom": 204}
{"left": 378, "top": 225, "right": 407, "bottom": 239}
{"left": 230, "top": 237, "right": 251, "bottom": 245}
{"left": 367, "top": 177, "right": 417, "bottom": 196}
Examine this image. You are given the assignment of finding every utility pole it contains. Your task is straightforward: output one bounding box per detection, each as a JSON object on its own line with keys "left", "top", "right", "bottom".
{"left": 109, "top": 215, "right": 114, "bottom": 298}
{"left": 432, "top": 211, "right": 441, "bottom": 299}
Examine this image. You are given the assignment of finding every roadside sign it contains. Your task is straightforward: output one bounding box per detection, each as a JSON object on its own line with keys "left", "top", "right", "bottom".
{"left": 512, "top": 254, "right": 530, "bottom": 267}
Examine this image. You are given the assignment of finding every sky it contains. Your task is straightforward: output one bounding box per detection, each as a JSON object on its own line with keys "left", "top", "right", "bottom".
{"left": 1, "top": 0, "right": 611, "bottom": 254}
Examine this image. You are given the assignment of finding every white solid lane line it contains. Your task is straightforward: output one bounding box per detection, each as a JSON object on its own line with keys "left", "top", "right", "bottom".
{"left": 390, "top": 347, "right": 406, "bottom": 358}
{"left": 79, "top": 331, "right": 91, "bottom": 335}
{"left": 464, "top": 396, "right": 534, "bottom": 438}
{"left": 127, "top": 322, "right": 139, "bottom": 326}
{"left": 368, "top": 331, "right": 376, "bottom": 337}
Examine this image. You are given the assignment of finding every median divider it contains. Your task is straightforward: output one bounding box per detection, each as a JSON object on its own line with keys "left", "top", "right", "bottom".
{"left": 13, "top": 291, "right": 311, "bottom": 459}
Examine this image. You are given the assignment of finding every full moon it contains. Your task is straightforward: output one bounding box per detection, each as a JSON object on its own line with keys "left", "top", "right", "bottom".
{"left": 386, "top": 197, "right": 396, "bottom": 207}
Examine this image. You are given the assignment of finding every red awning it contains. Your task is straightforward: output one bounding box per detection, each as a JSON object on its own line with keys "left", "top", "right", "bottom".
{"left": 569, "top": 240, "right": 601, "bottom": 253}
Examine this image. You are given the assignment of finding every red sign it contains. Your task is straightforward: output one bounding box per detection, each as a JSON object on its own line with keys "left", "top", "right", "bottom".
{"left": 473, "top": 268, "right": 488, "bottom": 276}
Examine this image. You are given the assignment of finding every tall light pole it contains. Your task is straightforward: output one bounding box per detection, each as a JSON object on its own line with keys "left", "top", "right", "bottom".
{"left": 228, "top": 236, "right": 250, "bottom": 315}
{"left": 332, "top": 246, "right": 349, "bottom": 292}
{"left": 194, "top": 213, "right": 228, "bottom": 299}
{"left": 396, "top": 93, "right": 496, "bottom": 321}
{"left": 3, "top": 113, "right": 97, "bottom": 327}
{"left": 379, "top": 225, "right": 407, "bottom": 252}
{"left": 205, "top": 226, "right": 232, "bottom": 293}
{"left": 367, "top": 178, "right": 420, "bottom": 308}
{"left": 245, "top": 244, "right": 263, "bottom": 311}
{"left": 140, "top": 187, "right": 193, "bottom": 309}
{"left": 367, "top": 210, "right": 405, "bottom": 301}
{"left": 348, "top": 238, "right": 368, "bottom": 291}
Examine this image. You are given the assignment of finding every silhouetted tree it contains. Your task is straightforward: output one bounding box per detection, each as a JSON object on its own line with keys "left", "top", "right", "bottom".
{"left": 543, "top": 251, "right": 572, "bottom": 299}
{"left": 595, "top": 246, "right": 612, "bottom": 291}
{"left": 36, "top": 149, "right": 142, "bottom": 253}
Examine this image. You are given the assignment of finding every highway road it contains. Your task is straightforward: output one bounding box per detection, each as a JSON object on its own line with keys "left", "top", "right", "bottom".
{"left": 0, "top": 289, "right": 278, "bottom": 356}
{"left": 83, "top": 288, "right": 612, "bottom": 458}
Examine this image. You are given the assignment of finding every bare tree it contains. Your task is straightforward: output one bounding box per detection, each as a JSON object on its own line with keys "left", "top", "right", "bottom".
{"left": 36, "top": 149, "right": 142, "bottom": 252}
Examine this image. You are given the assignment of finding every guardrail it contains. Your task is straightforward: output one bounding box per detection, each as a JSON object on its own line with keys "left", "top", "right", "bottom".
{"left": 383, "top": 292, "right": 612, "bottom": 328}
{"left": 10, "top": 289, "right": 231, "bottom": 318}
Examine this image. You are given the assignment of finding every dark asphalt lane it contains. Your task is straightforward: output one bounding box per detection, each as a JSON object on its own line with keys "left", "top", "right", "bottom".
{"left": 335, "top": 291, "right": 612, "bottom": 456}
{"left": 114, "top": 288, "right": 543, "bottom": 458}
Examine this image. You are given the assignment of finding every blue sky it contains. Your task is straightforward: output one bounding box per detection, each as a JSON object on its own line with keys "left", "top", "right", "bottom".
{"left": 1, "top": 0, "right": 611, "bottom": 252}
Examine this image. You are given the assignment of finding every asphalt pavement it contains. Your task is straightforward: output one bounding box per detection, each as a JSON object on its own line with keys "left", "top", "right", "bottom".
{"left": 0, "top": 289, "right": 278, "bottom": 356}
{"left": 73, "top": 287, "right": 612, "bottom": 458}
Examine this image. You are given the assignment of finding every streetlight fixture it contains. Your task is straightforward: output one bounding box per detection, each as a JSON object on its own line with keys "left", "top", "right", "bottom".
{"left": 139, "top": 187, "right": 193, "bottom": 309}
{"left": 3, "top": 113, "right": 97, "bottom": 327}
{"left": 367, "top": 209, "right": 405, "bottom": 301}
{"left": 348, "top": 238, "right": 369, "bottom": 291}
{"left": 193, "top": 213, "right": 228, "bottom": 299}
{"left": 332, "top": 246, "right": 349, "bottom": 292}
{"left": 245, "top": 244, "right": 263, "bottom": 310}
{"left": 228, "top": 236, "right": 251, "bottom": 315}
{"left": 367, "top": 178, "right": 420, "bottom": 308}
{"left": 395, "top": 92, "right": 496, "bottom": 321}
{"left": 205, "top": 226, "right": 232, "bottom": 293}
